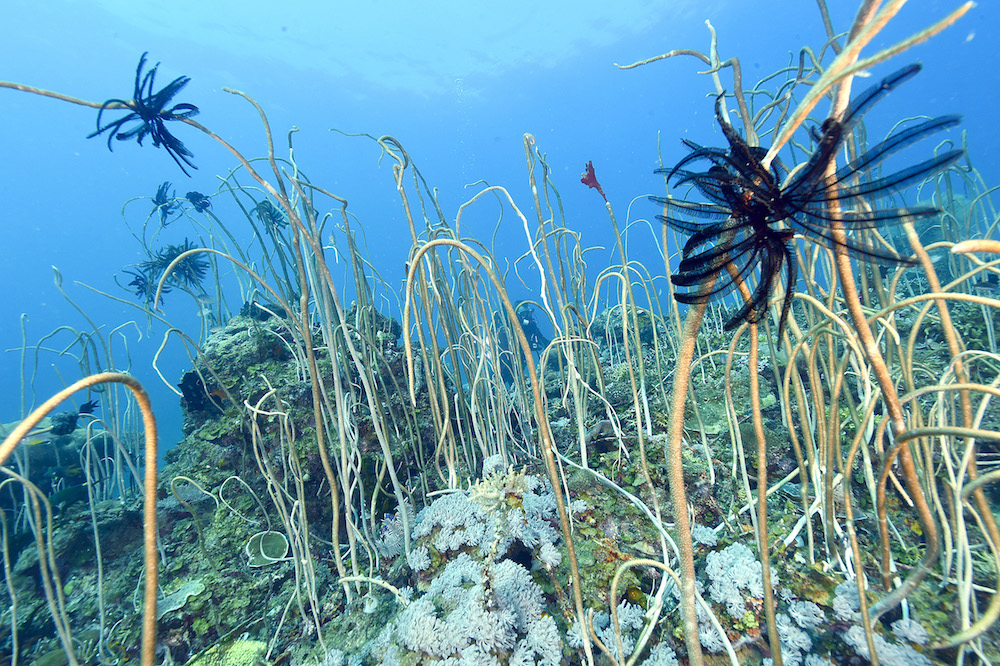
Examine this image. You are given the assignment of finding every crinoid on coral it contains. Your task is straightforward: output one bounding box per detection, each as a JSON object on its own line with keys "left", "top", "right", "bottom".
{"left": 123, "top": 265, "right": 171, "bottom": 305}
{"left": 154, "top": 239, "right": 209, "bottom": 289}
{"left": 122, "top": 238, "right": 208, "bottom": 305}
{"left": 88, "top": 52, "right": 200, "bottom": 176}
{"left": 651, "top": 64, "right": 963, "bottom": 336}
{"left": 152, "top": 181, "right": 178, "bottom": 224}
{"left": 77, "top": 399, "right": 99, "bottom": 415}
{"left": 252, "top": 199, "right": 288, "bottom": 229}
{"left": 185, "top": 191, "right": 212, "bottom": 213}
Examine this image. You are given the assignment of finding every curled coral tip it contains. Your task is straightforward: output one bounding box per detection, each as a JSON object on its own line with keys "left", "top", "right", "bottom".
{"left": 952, "top": 239, "right": 1000, "bottom": 255}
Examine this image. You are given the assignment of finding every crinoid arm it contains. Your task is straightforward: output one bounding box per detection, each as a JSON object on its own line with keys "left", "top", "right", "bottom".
{"left": 649, "top": 196, "right": 732, "bottom": 229}
{"left": 830, "top": 149, "right": 964, "bottom": 202}
{"left": 840, "top": 63, "right": 923, "bottom": 131}
{"left": 834, "top": 114, "right": 961, "bottom": 182}
{"left": 149, "top": 78, "right": 194, "bottom": 116}
{"left": 88, "top": 98, "right": 138, "bottom": 149}
{"left": 792, "top": 217, "right": 918, "bottom": 266}
{"left": 153, "top": 181, "right": 178, "bottom": 224}
{"left": 788, "top": 115, "right": 962, "bottom": 205}
{"left": 122, "top": 266, "right": 171, "bottom": 306}
{"left": 782, "top": 64, "right": 925, "bottom": 201}
{"left": 723, "top": 231, "right": 795, "bottom": 332}
{"left": 153, "top": 181, "right": 173, "bottom": 206}
{"left": 675, "top": 232, "right": 758, "bottom": 284}
{"left": 803, "top": 64, "right": 923, "bottom": 172}
{"left": 802, "top": 202, "right": 942, "bottom": 228}
{"left": 671, "top": 223, "right": 796, "bottom": 334}
{"left": 652, "top": 166, "right": 750, "bottom": 221}
{"left": 154, "top": 129, "right": 198, "bottom": 176}
{"left": 672, "top": 220, "right": 767, "bottom": 295}
{"left": 658, "top": 141, "right": 726, "bottom": 180}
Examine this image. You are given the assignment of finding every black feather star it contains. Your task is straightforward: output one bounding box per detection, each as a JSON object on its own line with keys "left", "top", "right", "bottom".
{"left": 651, "top": 64, "right": 963, "bottom": 337}
{"left": 88, "top": 52, "right": 200, "bottom": 176}
{"left": 185, "top": 191, "right": 212, "bottom": 213}
{"left": 153, "top": 181, "right": 178, "bottom": 224}
{"left": 155, "top": 238, "right": 209, "bottom": 288}
{"left": 78, "top": 399, "right": 100, "bottom": 415}
{"left": 123, "top": 265, "right": 171, "bottom": 306}
{"left": 122, "top": 238, "right": 208, "bottom": 306}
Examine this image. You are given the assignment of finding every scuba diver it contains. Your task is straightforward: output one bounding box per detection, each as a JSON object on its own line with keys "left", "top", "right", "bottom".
{"left": 494, "top": 300, "right": 551, "bottom": 384}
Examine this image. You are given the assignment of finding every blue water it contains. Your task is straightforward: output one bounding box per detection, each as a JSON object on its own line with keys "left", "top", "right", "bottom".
{"left": 1, "top": 0, "right": 995, "bottom": 448}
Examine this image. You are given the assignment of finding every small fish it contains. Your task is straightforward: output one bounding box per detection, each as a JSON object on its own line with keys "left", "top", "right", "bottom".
{"left": 50, "top": 484, "right": 89, "bottom": 510}
{"left": 973, "top": 275, "right": 1000, "bottom": 292}
{"left": 46, "top": 464, "right": 86, "bottom": 485}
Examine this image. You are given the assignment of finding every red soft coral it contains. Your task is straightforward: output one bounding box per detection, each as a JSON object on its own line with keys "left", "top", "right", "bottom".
{"left": 580, "top": 160, "right": 607, "bottom": 202}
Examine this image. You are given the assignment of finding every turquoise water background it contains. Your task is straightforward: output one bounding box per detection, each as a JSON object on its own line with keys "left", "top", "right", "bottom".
{"left": 1, "top": 0, "right": 995, "bottom": 449}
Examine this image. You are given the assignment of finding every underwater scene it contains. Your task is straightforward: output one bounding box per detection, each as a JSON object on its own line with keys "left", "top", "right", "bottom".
{"left": 3, "top": 0, "right": 1000, "bottom": 664}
